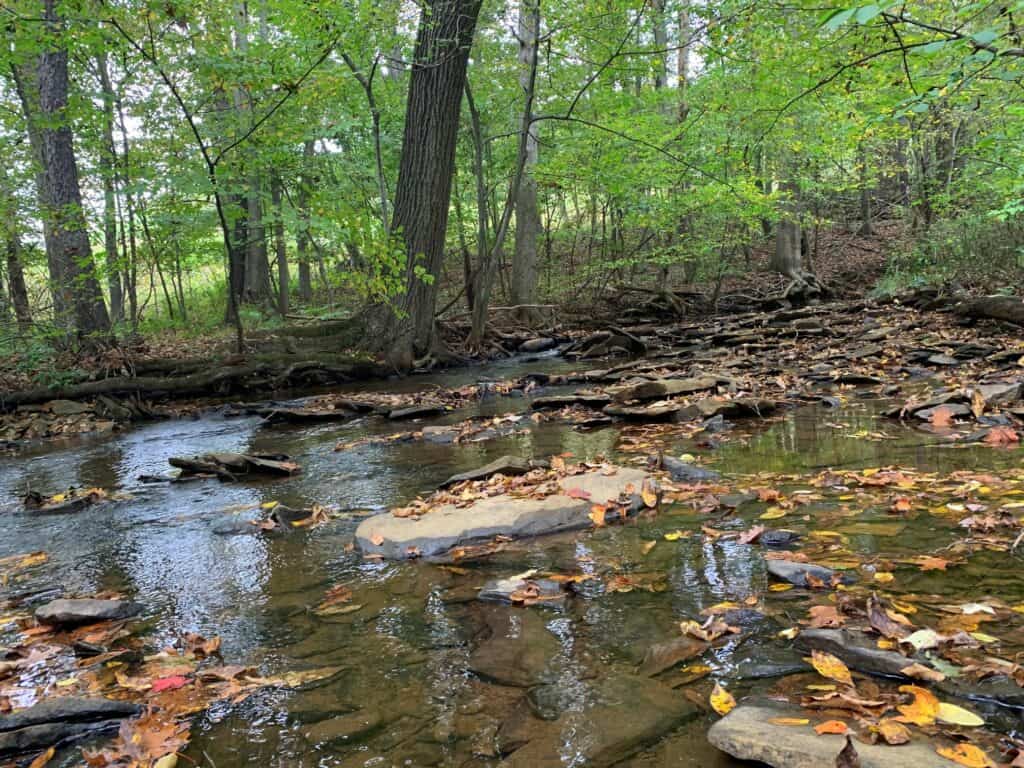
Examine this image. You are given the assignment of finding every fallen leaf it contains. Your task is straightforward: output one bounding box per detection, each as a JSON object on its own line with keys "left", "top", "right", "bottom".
{"left": 370, "top": 533, "right": 384, "bottom": 546}
{"left": 901, "top": 663, "right": 945, "bottom": 683}
{"left": 152, "top": 675, "right": 190, "bottom": 694}
{"left": 984, "top": 426, "right": 1019, "bottom": 446}
{"left": 936, "top": 743, "right": 995, "bottom": 768}
{"left": 738, "top": 525, "right": 765, "bottom": 545}
{"left": 589, "top": 505, "right": 607, "bottom": 527}
{"left": 28, "top": 747, "right": 55, "bottom": 768}
{"left": 807, "top": 649, "right": 853, "bottom": 687}
{"left": 641, "top": 478, "right": 659, "bottom": 508}
{"left": 641, "top": 540, "right": 657, "bottom": 555}
{"left": 936, "top": 702, "right": 984, "bottom": 727}
{"left": 931, "top": 406, "right": 955, "bottom": 427}
{"left": 814, "top": 720, "right": 848, "bottom": 735}
{"left": 807, "top": 605, "right": 845, "bottom": 629}
{"left": 876, "top": 718, "right": 911, "bottom": 745}
{"left": 768, "top": 717, "right": 810, "bottom": 726}
{"left": 565, "top": 487, "right": 592, "bottom": 500}
{"left": 897, "top": 684, "right": 939, "bottom": 725}
{"left": 760, "top": 506, "right": 787, "bottom": 520}
{"left": 710, "top": 682, "right": 736, "bottom": 716}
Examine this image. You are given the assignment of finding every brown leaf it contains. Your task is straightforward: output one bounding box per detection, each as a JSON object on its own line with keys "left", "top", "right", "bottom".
{"left": 737, "top": 525, "right": 765, "bottom": 545}
{"left": 984, "top": 426, "right": 1020, "bottom": 446}
{"left": 867, "top": 595, "right": 911, "bottom": 639}
{"left": 807, "top": 605, "right": 845, "bottom": 629}
{"left": 28, "top": 747, "right": 55, "bottom": 768}
{"left": 876, "top": 718, "right": 910, "bottom": 745}
{"left": 930, "top": 406, "right": 955, "bottom": 427}
{"left": 900, "top": 662, "right": 945, "bottom": 683}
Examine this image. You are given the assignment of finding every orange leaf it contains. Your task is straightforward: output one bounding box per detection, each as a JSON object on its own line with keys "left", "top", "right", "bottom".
{"left": 767, "top": 717, "right": 809, "bottom": 726}
{"left": 589, "top": 505, "right": 607, "bottom": 527}
{"left": 897, "top": 684, "right": 939, "bottom": 726}
{"left": 641, "top": 478, "right": 659, "bottom": 508}
{"left": 710, "top": 682, "right": 736, "bottom": 716}
{"left": 814, "top": 720, "right": 848, "bottom": 735}
{"left": 370, "top": 533, "right": 384, "bottom": 546}
{"left": 28, "top": 747, "right": 55, "bottom": 768}
{"left": 930, "top": 406, "right": 955, "bottom": 427}
{"left": 984, "top": 426, "right": 1020, "bottom": 446}
{"left": 936, "top": 743, "right": 996, "bottom": 768}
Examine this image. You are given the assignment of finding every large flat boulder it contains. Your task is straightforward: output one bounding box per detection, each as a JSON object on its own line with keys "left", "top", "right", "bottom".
{"left": 469, "top": 609, "right": 562, "bottom": 687}
{"left": 499, "top": 674, "right": 699, "bottom": 767}
{"left": 708, "top": 700, "right": 952, "bottom": 768}
{"left": 610, "top": 377, "right": 718, "bottom": 403}
{"left": 0, "top": 697, "right": 140, "bottom": 756}
{"left": 442, "top": 456, "right": 533, "bottom": 487}
{"left": 356, "top": 468, "right": 650, "bottom": 559}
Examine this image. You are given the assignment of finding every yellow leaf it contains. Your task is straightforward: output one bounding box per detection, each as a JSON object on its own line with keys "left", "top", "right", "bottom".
{"left": 710, "top": 682, "right": 736, "bottom": 716}
{"left": 769, "top": 583, "right": 794, "bottom": 592}
{"left": 936, "top": 702, "right": 984, "bottom": 727}
{"left": 154, "top": 756, "right": 179, "bottom": 768}
{"left": 56, "top": 676, "right": 77, "bottom": 687}
{"left": 806, "top": 684, "right": 836, "bottom": 691}
{"left": 641, "top": 479, "right": 659, "bottom": 508}
{"left": 778, "top": 627, "right": 799, "bottom": 640}
{"left": 768, "top": 717, "right": 809, "bottom": 726}
{"left": 897, "top": 684, "right": 939, "bottom": 725}
{"left": 760, "top": 507, "right": 786, "bottom": 520}
{"left": 936, "top": 743, "right": 995, "bottom": 768}
{"left": 969, "top": 632, "right": 998, "bottom": 644}
{"left": 260, "top": 501, "right": 279, "bottom": 510}
{"left": 806, "top": 649, "right": 853, "bottom": 687}
{"left": 874, "top": 572, "right": 894, "bottom": 583}
{"left": 589, "top": 505, "right": 607, "bottom": 527}
{"left": 664, "top": 530, "right": 685, "bottom": 541}
{"left": 641, "top": 540, "right": 657, "bottom": 555}
{"left": 876, "top": 718, "right": 910, "bottom": 745}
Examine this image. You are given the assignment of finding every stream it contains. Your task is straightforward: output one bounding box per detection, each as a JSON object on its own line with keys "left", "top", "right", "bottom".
{"left": 2, "top": 355, "right": 1022, "bottom": 767}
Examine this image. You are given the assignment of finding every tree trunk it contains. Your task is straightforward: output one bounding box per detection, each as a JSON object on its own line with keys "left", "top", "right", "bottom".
{"left": 14, "top": 0, "right": 110, "bottom": 340}
{"left": 296, "top": 140, "right": 314, "bottom": 302}
{"left": 243, "top": 178, "right": 271, "bottom": 302}
{"left": 651, "top": 0, "right": 669, "bottom": 89}
{"left": 386, "top": 0, "right": 483, "bottom": 367}
{"left": 771, "top": 182, "right": 822, "bottom": 301}
{"left": 114, "top": 90, "right": 138, "bottom": 331}
{"left": 0, "top": 166, "right": 32, "bottom": 331}
{"left": 858, "top": 142, "right": 873, "bottom": 236}
{"left": 511, "top": 0, "right": 542, "bottom": 326}
{"left": 272, "top": 176, "right": 289, "bottom": 316}
{"left": 97, "top": 52, "right": 124, "bottom": 324}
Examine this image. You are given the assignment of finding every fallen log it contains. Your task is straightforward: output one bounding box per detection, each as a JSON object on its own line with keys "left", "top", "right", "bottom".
{"left": 956, "top": 295, "right": 1024, "bottom": 327}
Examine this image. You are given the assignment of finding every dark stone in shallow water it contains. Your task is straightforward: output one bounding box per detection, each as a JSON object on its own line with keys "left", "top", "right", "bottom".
{"left": 0, "top": 697, "right": 140, "bottom": 756}
{"left": 442, "top": 456, "right": 533, "bottom": 487}
{"left": 660, "top": 456, "right": 720, "bottom": 483}
{"left": 760, "top": 529, "right": 801, "bottom": 548}
{"left": 35, "top": 598, "right": 141, "bottom": 627}
{"left": 765, "top": 559, "right": 855, "bottom": 587}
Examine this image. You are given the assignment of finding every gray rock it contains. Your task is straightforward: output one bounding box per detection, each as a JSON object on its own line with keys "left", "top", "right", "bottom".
{"left": 499, "top": 674, "right": 699, "bottom": 767}
{"left": 388, "top": 404, "right": 446, "bottom": 420}
{"left": 0, "top": 697, "right": 140, "bottom": 756}
{"left": 442, "top": 456, "right": 533, "bottom": 487}
{"left": 927, "top": 353, "right": 960, "bottom": 366}
{"left": 765, "top": 559, "right": 855, "bottom": 588}
{"left": 915, "top": 403, "right": 971, "bottom": 421}
{"left": 530, "top": 393, "right": 612, "bottom": 410}
{"left": 422, "top": 426, "right": 457, "bottom": 444}
{"left": 35, "top": 598, "right": 141, "bottom": 627}
{"left": 610, "top": 377, "right": 718, "bottom": 403}
{"left": 760, "top": 529, "right": 801, "bottom": 548}
{"left": 520, "top": 338, "right": 557, "bottom": 353}
{"left": 795, "top": 628, "right": 920, "bottom": 678}
{"left": 690, "top": 397, "right": 777, "bottom": 419}
{"left": 660, "top": 456, "right": 720, "bottom": 483}
{"left": 46, "top": 399, "right": 93, "bottom": 416}
{"left": 708, "top": 700, "right": 953, "bottom": 768}
{"left": 356, "top": 468, "right": 650, "bottom": 559}
{"left": 478, "top": 576, "right": 566, "bottom": 610}
{"left": 976, "top": 381, "right": 1021, "bottom": 406}
{"left": 604, "top": 401, "right": 682, "bottom": 420}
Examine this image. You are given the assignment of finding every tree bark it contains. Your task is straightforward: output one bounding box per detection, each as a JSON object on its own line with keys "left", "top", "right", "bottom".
{"left": 771, "top": 182, "right": 822, "bottom": 301}
{"left": 272, "top": 176, "right": 289, "bottom": 316}
{"left": 97, "top": 52, "right": 124, "bottom": 324}
{"left": 858, "top": 142, "right": 873, "bottom": 236}
{"left": 0, "top": 166, "right": 32, "bottom": 331}
{"left": 296, "top": 140, "right": 314, "bottom": 301}
{"left": 386, "top": 0, "right": 483, "bottom": 367}
{"left": 511, "top": 0, "right": 542, "bottom": 326}
{"left": 14, "top": 0, "right": 110, "bottom": 340}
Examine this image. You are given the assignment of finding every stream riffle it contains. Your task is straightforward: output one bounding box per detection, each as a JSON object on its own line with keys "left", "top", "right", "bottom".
{"left": 2, "top": 357, "right": 1021, "bottom": 767}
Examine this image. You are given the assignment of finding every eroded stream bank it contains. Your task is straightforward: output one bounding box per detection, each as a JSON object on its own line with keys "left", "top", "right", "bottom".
{"left": 2, "top": 308, "right": 1024, "bottom": 767}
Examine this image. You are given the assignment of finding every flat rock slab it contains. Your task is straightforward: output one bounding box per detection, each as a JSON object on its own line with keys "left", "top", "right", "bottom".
{"left": 531, "top": 393, "right": 612, "bottom": 410}
{"left": 388, "top": 404, "right": 446, "bottom": 420}
{"left": 442, "top": 456, "right": 533, "bottom": 487}
{"left": 610, "top": 376, "right": 718, "bottom": 403}
{"left": 499, "top": 674, "right": 699, "bottom": 767}
{"left": 0, "top": 697, "right": 140, "bottom": 756}
{"left": 35, "top": 598, "right": 141, "bottom": 627}
{"left": 708, "top": 701, "right": 951, "bottom": 768}
{"left": 356, "top": 467, "right": 650, "bottom": 559}
{"left": 469, "top": 609, "right": 562, "bottom": 687}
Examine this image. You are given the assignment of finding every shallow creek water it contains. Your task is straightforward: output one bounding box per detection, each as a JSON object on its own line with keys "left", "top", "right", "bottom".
{"left": 2, "top": 357, "right": 1022, "bottom": 767}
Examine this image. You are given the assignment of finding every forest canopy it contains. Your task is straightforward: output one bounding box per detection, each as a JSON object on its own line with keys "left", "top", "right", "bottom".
{"left": 1, "top": 0, "right": 1022, "bottom": 370}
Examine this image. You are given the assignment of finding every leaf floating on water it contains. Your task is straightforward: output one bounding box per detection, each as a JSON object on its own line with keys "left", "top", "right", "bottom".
{"left": 806, "top": 649, "right": 853, "bottom": 687}
{"left": 900, "top": 663, "right": 945, "bottom": 683}
{"left": 28, "top": 747, "right": 55, "bottom": 768}
{"left": 814, "top": 720, "right": 847, "bottom": 735}
{"left": 936, "top": 743, "right": 995, "bottom": 768}
{"left": 760, "top": 506, "right": 787, "bottom": 520}
{"left": 589, "top": 505, "right": 608, "bottom": 527}
{"left": 936, "top": 702, "right": 984, "bottom": 727}
{"left": 640, "top": 540, "right": 657, "bottom": 555}
{"left": 710, "top": 682, "right": 736, "bottom": 716}
{"left": 902, "top": 628, "right": 941, "bottom": 651}
{"left": 896, "top": 684, "right": 939, "bottom": 726}
{"left": 641, "top": 478, "right": 659, "bottom": 508}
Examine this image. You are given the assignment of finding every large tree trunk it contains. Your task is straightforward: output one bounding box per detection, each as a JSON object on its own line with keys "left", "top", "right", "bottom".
{"left": 511, "top": 0, "right": 542, "bottom": 326}
{"left": 296, "top": 140, "right": 314, "bottom": 302}
{"left": 0, "top": 167, "right": 32, "bottom": 331}
{"left": 97, "top": 52, "right": 124, "bottom": 325}
{"left": 15, "top": 0, "right": 110, "bottom": 340}
{"left": 771, "top": 182, "right": 822, "bottom": 302}
{"left": 272, "top": 176, "right": 289, "bottom": 316}
{"left": 386, "top": 0, "right": 483, "bottom": 367}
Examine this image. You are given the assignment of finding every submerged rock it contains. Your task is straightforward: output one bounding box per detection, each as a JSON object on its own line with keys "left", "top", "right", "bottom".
{"left": 0, "top": 697, "right": 140, "bottom": 756}
{"left": 520, "top": 338, "right": 557, "bottom": 353}
{"left": 356, "top": 467, "right": 650, "bottom": 559}
{"left": 708, "top": 700, "right": 951, "bottom": 768}
{"left": 478, "top": 576, "right": 567, "bottom": 610}
{"left": 387, "top": 404, "right": 446, "bottom": 420}
{"left": 659, "top": 456, "right": 720, "bottom": 483}
{"left": 35, "top": 598, "right": 141, "bottom": 627}
{"left": 468, "top": 609, "right": 561, "bottom": 688}
{"left": 302, "top": 709, "right": 386, "bottom": 746}
{"left": 765, "top": 559, "right": 856, "bottom": 588}
{"left": 499, "top": 674, "right": 699, "bottom": 767}
{"left": 637, "top": 636, "right": 707, "bottom": 677}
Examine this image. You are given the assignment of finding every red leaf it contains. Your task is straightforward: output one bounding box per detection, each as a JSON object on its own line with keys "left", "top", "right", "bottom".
{"left": 565, "top": 487, "right": 592, "bottom": 500}
{"left": 151, "top": 675, "right": 190, "bottom": 693}
{"left": 984, "top": 426, "right": 1020, "bottom": 446}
